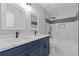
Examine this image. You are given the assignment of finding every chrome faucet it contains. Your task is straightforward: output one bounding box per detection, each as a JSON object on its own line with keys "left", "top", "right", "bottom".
{"left": 16, "top": 32, "right": 20, "bottom": 38}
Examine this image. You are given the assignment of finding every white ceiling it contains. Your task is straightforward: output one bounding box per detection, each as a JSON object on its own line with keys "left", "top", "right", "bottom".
{"left": 39, "top": 3, "right": 78, "bottom": 19}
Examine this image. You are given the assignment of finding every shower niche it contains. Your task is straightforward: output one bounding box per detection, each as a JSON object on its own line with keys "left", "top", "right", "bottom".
{"left": 29, "top": 13, "right": 39, "bottom": 30}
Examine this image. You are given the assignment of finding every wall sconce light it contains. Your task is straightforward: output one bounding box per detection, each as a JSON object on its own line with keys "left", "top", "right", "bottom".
{"left": 49, "top": 17, "right": 56, "bottom": 21}
{"left": 49, "top": 17, "right": 56, "bottom": 19}
{"left": 26, "top": 3, "right": 32, "bottom": 12}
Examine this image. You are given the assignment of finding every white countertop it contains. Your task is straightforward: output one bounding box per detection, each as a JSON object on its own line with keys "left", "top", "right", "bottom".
{"left": 0, "top": 34, "right": 49, "bottom": 52}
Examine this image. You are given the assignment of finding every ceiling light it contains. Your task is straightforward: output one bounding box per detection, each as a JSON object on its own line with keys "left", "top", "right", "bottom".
{"left": 26, "top": 3, "right": 32, "bottom": 12}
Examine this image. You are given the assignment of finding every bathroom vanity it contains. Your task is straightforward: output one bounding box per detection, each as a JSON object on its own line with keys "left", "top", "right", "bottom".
{"left": 0, "top": 35, "right": 49, "bottom": 56}
{"left": 0, "top": 3, "right": 49, "bottom": 56}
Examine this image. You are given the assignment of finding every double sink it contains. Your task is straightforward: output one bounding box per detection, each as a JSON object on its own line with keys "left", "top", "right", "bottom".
{"left": 0, "top": 34, "right": 48, "bottom": 52}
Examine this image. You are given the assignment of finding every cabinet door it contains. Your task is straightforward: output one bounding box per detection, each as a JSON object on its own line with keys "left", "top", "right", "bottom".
{"left": 38, "top": 43, "right": 48, "bottom": 56}
{"left": 43, "top": 43, "right": 49, "bottom": 56}
{"left": 38, "top": 37, "right": 49, "bottom": 56}
{"left": 1, "top": 3, "right": 25, "bottom": 30}
{"left": 38, "top": 45, "right": 44, "bottom": 56}
{"left": 20, "top": 43, "right": 39, "bottom": 56}
{"left": 0, "top": 44, "right": 28, "bottom": 56}
{"left": 43, "top": 37, "right": 49, "bottom": 56}
{"left": 27, "top": 47, "right": 38, "bottom": 56}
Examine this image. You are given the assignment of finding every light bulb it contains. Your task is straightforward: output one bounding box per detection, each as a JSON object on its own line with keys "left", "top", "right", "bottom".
{"left": 26, "top": 4, "right": 32, "bottom": 12}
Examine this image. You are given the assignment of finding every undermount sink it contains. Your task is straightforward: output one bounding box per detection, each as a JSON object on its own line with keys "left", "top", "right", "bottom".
{"left": 3, "top": 35, "right": 43, "bottom": 44}
{"left": 7, "top": 39, "right": 20, "bottom": 42}
{"left": 7, "top": 36, "right": 35, "bottom": 43}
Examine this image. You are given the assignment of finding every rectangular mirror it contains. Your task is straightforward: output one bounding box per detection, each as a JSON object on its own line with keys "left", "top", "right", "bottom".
{"left": 1, "top": 3, "right": 25, "bottom": 30}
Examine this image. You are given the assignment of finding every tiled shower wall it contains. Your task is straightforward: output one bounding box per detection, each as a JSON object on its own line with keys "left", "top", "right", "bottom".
{"left": 51, "top": 20, "right": 78, "bottom": 43}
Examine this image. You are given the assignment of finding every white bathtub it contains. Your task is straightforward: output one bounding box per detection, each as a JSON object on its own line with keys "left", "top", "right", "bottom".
{"left": 49, "top": 39, "right": 78, "bottom": 56}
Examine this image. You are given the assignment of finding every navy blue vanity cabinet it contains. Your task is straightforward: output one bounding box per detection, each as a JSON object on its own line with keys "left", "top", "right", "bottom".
{"left": 38, "top": 37, "right": 49, "bottom": 56}
{"left": 0, "top": 36, "right": 49, "bottom": 56}
{"left": 0, "top": 41, "right": 35, "bottom": 56}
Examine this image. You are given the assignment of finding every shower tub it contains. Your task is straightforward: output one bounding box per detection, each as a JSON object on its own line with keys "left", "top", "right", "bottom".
{"left": 49, "top": 39, "right": 78, "bottom": 56}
